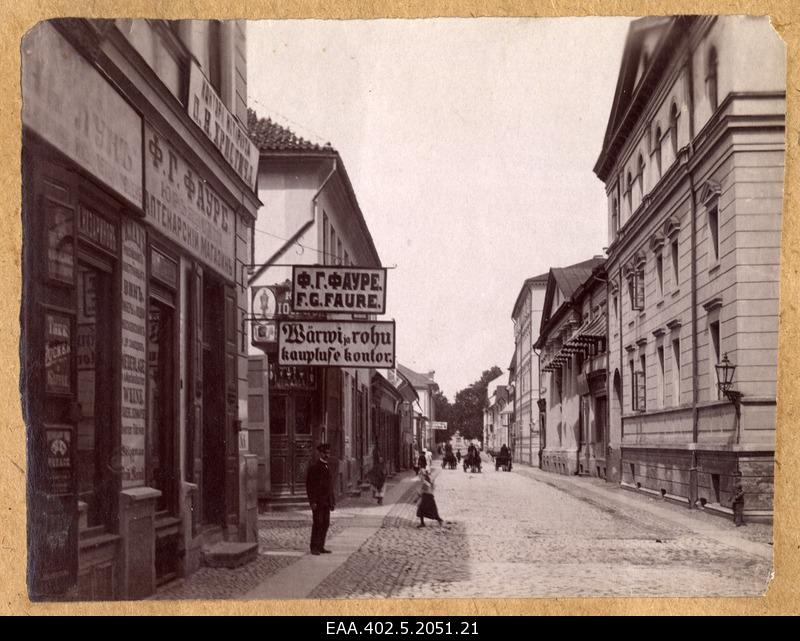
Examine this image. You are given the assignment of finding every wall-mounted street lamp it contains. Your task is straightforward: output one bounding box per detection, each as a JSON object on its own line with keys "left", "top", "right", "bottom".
{"left": 716, "top": 353, "right": 743, "bottom": 437}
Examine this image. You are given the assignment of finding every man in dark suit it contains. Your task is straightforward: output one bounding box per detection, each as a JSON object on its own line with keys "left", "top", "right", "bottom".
{"left": 306, "top": 442, "right": 335, "bottom": 555}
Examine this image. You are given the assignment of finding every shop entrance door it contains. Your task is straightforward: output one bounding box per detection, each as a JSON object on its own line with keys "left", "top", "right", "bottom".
{"left": 269, "top": 392, "right": 316, "bottom": 495}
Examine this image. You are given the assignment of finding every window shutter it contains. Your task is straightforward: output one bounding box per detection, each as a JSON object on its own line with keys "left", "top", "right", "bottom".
{"left": 637, "top": 370, "right": 647, "bottom": 411}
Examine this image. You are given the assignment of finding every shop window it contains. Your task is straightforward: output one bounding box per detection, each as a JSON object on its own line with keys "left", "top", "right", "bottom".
{"left": 76, "top": 261, "right": 115, "bottom": 531}
{"left": 148, "top": 295, "right": 177, "bottom": 514}
{"left": 270, "top": 395, "right": 287, "bottom": 434}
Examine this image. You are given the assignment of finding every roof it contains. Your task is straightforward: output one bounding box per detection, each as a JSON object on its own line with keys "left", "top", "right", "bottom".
{"left": 535, "top": 257, "right": 606, "bottom": 349}
{"left": 551, "top": 258, "right": 605, "bottom": 301}
{"left": 593, "top": 16, "right": 687, "bottom": 181}
{"left": 246, "top": 108, "right": 382, "bottom": 270}
{"left": 247, "top": 108, "right": 334, "bottom": 153}
{"left": 396, "top": 364, "right": 437, "bottom": 390}
{"left": 511, "top": 271, "right": 550, "bottom": 319}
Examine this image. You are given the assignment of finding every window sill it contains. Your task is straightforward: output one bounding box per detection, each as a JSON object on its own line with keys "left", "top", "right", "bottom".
{"left": 671, "top": 288, "right": 680, "bottom": 298}
{"left": 656, "top": 299, "right": 664, "bottom": 308}
{"left": 708, "top": 262, "right": 721, "bottom": 275}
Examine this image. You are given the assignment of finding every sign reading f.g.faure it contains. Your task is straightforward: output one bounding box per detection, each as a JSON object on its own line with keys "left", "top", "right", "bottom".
{"left": 291, "top": 266, "right": 387, "bottom": 314}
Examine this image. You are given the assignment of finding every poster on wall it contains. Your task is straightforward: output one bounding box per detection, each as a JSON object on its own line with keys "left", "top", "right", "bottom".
{"left": 144, "top": 123, "right": 236, "bottom": 281}
{"left": 277, "top": 320, "right": 395, "bottom": 369}
{"left": 45, "top": 312, "right": 72, "bottom": 395}
{"left": 46, "top": 204, "right": 74, "bottom": 285}
{"left": 120, "top": 220, "right": 147, "bottom": 488}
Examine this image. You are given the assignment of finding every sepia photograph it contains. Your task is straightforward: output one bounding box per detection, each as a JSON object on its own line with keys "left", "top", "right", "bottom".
{"left": 16, "top": 10, "right": 790, "bottom": 608}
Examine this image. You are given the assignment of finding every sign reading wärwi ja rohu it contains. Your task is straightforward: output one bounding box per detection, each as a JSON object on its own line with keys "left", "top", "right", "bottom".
{"left": 291, "top": 266, "right": 387, "bottom": 314}
{"left": 278, "top": 320, "right": 395, "bottom": 369}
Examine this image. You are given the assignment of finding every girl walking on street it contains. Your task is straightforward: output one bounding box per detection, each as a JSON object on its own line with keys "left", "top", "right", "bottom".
{"left": 368, "top": 452, "right": 387, "bottom": 505}
{"left": 416, "top": 467, "right": 444, "bottom": 528}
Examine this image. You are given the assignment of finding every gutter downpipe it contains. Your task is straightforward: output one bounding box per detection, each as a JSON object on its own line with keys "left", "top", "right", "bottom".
{"left": 248, "top": 158, "right": 337, "bottom": 286}
{"left": 533, "top": 346, "right": 543, "bottom": 468}
{"left": 684, "top": 36, "right": 700, "bottom": 510}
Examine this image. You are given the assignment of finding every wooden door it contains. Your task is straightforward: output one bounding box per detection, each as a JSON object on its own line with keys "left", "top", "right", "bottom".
{"left": 269, "top": 392, "right": 316, "bottom": 495}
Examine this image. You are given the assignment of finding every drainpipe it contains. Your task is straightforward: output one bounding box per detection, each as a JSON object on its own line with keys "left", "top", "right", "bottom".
{"left": 533, "top": 347, "right": 543, "bottom": 468}
{"left": 248, "top": 158, "right": 337, "bottom": 285}
{"left": 684, "top": 37, "right": 700, "bottom": 510}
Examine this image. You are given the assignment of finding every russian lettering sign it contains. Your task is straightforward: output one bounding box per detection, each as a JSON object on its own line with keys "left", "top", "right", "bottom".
{"left": 291, "top": 266, "right": 387, "bottom": 314}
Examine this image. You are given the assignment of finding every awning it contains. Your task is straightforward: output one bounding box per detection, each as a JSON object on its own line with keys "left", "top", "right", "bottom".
{"left": 541, "top": 315, "right": 606, "bottom": 371}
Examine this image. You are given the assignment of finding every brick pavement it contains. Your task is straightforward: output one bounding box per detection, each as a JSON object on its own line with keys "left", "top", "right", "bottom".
{"left": 153, "top": 458, "right": 772, "bottom": 600}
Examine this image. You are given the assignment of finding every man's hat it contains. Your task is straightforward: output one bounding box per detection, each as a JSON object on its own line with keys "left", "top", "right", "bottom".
{"left": 317, "top": 443, "right": 331, "bottom": 452}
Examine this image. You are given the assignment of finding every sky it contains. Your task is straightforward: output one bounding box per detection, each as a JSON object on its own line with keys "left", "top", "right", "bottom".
{"left": 247, "top": 18, "right": 632, "bottom": 399}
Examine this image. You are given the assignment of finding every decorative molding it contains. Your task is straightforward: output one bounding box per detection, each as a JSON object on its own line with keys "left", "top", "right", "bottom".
{"left": 666, "top": 318, "right": 683, "bottom": 330}
{"left": 636, "top": 337, "right": 648, "bottom": 347}
{"left": 703, "top": 296, "right": 723, "bottom": 312}
{"left": 652, "top": 327, "right": 666, "bottom": 337}
{"left": 625, "top": 343, "right": 637, "bottom": 353}
{"left": 664, "top": 215, "right": 681, "bottom": 238}
{"left": 698, "top": 179, "right": 722, "bottom": 205}
{"left": 649, "top": 231, "right": 666, "bottom": 253}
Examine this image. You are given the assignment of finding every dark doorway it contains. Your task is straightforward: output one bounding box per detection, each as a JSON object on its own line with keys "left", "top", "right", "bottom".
{"left": 202, "top": 276, "right": 225, "bottom": 525}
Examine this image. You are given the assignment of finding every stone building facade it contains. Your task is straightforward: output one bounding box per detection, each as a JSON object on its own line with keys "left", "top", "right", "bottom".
{"left": 594, "top": 16, "right": 784, "bottom": 521}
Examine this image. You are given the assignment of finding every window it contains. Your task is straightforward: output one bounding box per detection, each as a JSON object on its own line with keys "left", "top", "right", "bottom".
{"left": 706, "top": 47, "right": 718, "bottom": 112}
{"left": 626, "top": 172, "right": 633, "bottom": 213}
{"left": 709, "top": 320, "right": 721, "bottom": 400}
{"left": 629, "top": 268, "right": 644, "bottom": 311}
{"left": 612, "top": 294, "right": 618, "bottom": 320}
{"left": 671, "top": 238, "right": 679, "bottom": 288}
{"left": 657, "top": 345, "right": 665, "bottom": 408}
{"left": 637, "top": 153, "right": 645, "bottom": 200}
{"left": 207, "top": 20, "right": 222, "bottom": 94}
{"left": 654, "top": 125, "right": 662, "bottom": 178}
{"left": 337, "top": 238, "right": 343, "bottom": 265}
{"left": 638, "top": 354, "right": 647, "bottom": 411}
{"left": 669, "top": 102, "right": 679, "bottom": 157}
{"left": 629, "top": 359, "right": 636, "bottom": 411}
{"left": 611, "top": 197, "right": 619, "bottom": 240}
{"left": 656, "top": 253, "right": 664, "bottom": 298}
{"left": 708, "top": 202, "right": 720, "bottom": 262}
{"left": 329, "top": 226, "right": 336, "bottom": 266}
{"left": 671, "top": 338, "right": 681, "bottom": 405}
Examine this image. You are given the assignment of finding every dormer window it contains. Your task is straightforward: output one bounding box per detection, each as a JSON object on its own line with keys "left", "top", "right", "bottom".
{"left": 706, "top": 46, "right": 719, "bottom": 112}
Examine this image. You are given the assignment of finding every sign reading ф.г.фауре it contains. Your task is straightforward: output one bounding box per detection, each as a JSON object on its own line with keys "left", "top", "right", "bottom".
{"left": 291, "top": 266, "right": 387, "bottom": 314}
{"left": 278, "top": 320, "right": 395, "bottom": 369}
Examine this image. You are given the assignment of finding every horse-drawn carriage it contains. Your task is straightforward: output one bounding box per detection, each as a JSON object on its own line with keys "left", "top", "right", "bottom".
{"left": 494, "top": 445, "right": 513, "bottom": 471}
{"left": 463, "top": 447, "right": 482, "bottom": 473}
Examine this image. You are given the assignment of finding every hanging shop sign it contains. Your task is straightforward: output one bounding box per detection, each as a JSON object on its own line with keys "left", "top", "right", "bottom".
{"left": 291, "top": 266, "right": 387, "bottom": 314}
{"left": 22, "top": 22, "right": 143, "bottom": 209}
{"left": 188, "top": 62, "right": 259, "bottom": 193}
{"left": 278, "top": 320, "right": 395, "bottom": 369}
{"left": 430, "top": 421, "right": 448, "bottom": 431}
{"left": 144, "top": 123, "right": 236, "bottom": 281}
{"left": 120, "top": 220, "right": 147, "bottom": 488}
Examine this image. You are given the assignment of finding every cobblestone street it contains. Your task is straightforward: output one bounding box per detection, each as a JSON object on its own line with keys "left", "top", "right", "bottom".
{"left": 154, "top": 457, "right": 772, "bottom": 601}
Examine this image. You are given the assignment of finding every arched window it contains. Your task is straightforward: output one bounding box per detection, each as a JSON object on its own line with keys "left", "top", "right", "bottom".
{"left": 626, "top": 172, "right": 633, "bottom": 213}
{"left": 637, "top": 153, "right": 645, "bottom": 198}
{"left": 669, "top": 102, "right": 679, "bottom": 157}
{"left": 654, "top": 125, "right": 662, "bottom": 178}
{"left": 706, "top": 47, "right": 718, "bottom": 111}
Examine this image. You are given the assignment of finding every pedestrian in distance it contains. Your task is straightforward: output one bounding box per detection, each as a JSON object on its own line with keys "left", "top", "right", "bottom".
{"left": 368, "top": 450, "right": 387, "bottom": 505}
{"left": 417, "top": 450, "right": 427, "bottom": 472}
{"left": 415, "top": 467, "right": 444, "bottom": 528}
{"left": 732, "top": 481, "right": 745, "bottom": 527}
{"left": 425, "top": 448, "right": 433, "bottom": 470}
{"left": 456, "top": 449, "right": 461, "bottom": 464}
{"left": 306, "top": 442, "right": 335, "bottom": 555}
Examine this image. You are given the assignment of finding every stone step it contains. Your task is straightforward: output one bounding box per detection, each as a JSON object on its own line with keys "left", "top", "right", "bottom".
{"left": 200, "top": 525, "right": 224, "bottom": 546}
{"left": 202, "top": 541, "right": 258, "bottom": 569}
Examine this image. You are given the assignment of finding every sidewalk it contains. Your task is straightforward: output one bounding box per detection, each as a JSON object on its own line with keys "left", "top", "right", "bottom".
{"left": 244, "top": 468, "right": 423, "bottom": 599}
{"left": 512, "top": 463, "right": 772, "bottom": 559}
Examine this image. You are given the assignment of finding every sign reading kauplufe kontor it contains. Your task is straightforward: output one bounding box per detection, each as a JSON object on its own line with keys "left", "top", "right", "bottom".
{"left": 278, "top": 320, "right": 395, "bottom": 369}
{"left": 291, "top": 266, "right": 387, "bottom": 314}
